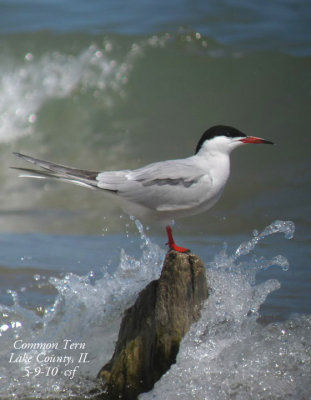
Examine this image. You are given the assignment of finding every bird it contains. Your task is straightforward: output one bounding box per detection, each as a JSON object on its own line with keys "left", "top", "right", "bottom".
{"left": 12, "top": 125, "right": 274, "bottom": 252}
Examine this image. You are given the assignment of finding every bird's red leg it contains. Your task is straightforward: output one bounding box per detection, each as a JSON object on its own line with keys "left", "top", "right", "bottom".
{"left": 165, "top": 225, "right": 190, "bottom": 253}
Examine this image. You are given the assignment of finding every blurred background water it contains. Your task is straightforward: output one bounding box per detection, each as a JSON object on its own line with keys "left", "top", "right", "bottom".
{"left": 0, "top": 0, "right": 310, "bottom": 398}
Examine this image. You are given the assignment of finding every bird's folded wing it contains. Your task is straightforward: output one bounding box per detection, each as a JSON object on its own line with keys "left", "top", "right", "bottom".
{"left": 97, "top": 159, "right": 210, "bottom": 211}
{"left": 97, "top": 159, "right": 204, "bottom": 187}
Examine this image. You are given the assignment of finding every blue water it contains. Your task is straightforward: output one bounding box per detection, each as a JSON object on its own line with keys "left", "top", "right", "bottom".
{"left": 0, "top": 1, "right": 310, "bottom": 399}
{"left": 1, "top": 0, "right": 311, "bottom": 55}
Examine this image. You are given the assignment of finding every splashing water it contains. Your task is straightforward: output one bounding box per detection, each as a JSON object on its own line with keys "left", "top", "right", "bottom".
{"left": 141, "top": 220, "right": 311, "bottom": 400}
{"left": 234, "top": 220, "right": 295, "bottom": 260}
{"left": 0, "top": 220, "right": 165, "bottom": 398}
{"left": 1, "top": 220, "right": 310, "bottom": 399}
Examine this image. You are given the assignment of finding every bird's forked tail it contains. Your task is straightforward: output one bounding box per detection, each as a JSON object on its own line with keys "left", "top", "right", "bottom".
{"left": 12, "top": 152, "right": 100, "bottom": 189}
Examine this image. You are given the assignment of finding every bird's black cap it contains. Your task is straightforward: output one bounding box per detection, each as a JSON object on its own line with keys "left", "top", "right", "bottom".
{"left": 195, "top": 125, "right": 246, "bottom": 154}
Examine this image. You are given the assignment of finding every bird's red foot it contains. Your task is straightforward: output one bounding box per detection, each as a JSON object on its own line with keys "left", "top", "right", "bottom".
{"left": 165, "top": 225, "right": 190, "bottom": 253}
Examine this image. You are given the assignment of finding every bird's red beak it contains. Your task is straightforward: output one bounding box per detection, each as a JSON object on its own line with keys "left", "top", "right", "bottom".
{"left": 240, "top": 136, "right": 274, "bottom": 145}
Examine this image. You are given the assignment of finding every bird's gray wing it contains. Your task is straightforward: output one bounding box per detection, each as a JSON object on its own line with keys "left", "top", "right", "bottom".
{"left": 97, "top": 159, "right": 210, "bottom": 211}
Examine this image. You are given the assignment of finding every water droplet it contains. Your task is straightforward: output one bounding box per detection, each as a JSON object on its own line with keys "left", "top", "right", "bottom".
{"left": 0, "top": 324, "right": 9, "bottom": 332}
{"left": 28, "top": 113, "right": 37, "bottom": 123}
{"left": 24, "top": 52, "right": 33, "bottom": 61}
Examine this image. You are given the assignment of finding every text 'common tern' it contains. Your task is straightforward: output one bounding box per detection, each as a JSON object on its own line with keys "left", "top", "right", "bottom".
{"left": 13, "top": 125, "right": 274, "bottom": 252}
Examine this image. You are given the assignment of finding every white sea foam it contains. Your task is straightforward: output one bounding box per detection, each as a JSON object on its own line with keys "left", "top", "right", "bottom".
{"left": 0, "top": 41, "right": 141, "bottom": 143}
{"left": 0, "top": 33, "right": 175, "bottom": 144}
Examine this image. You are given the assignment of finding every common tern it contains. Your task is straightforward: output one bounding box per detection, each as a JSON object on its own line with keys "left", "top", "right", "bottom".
{"left": 13, "top": 125, "right": 273, "bottom": 252}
